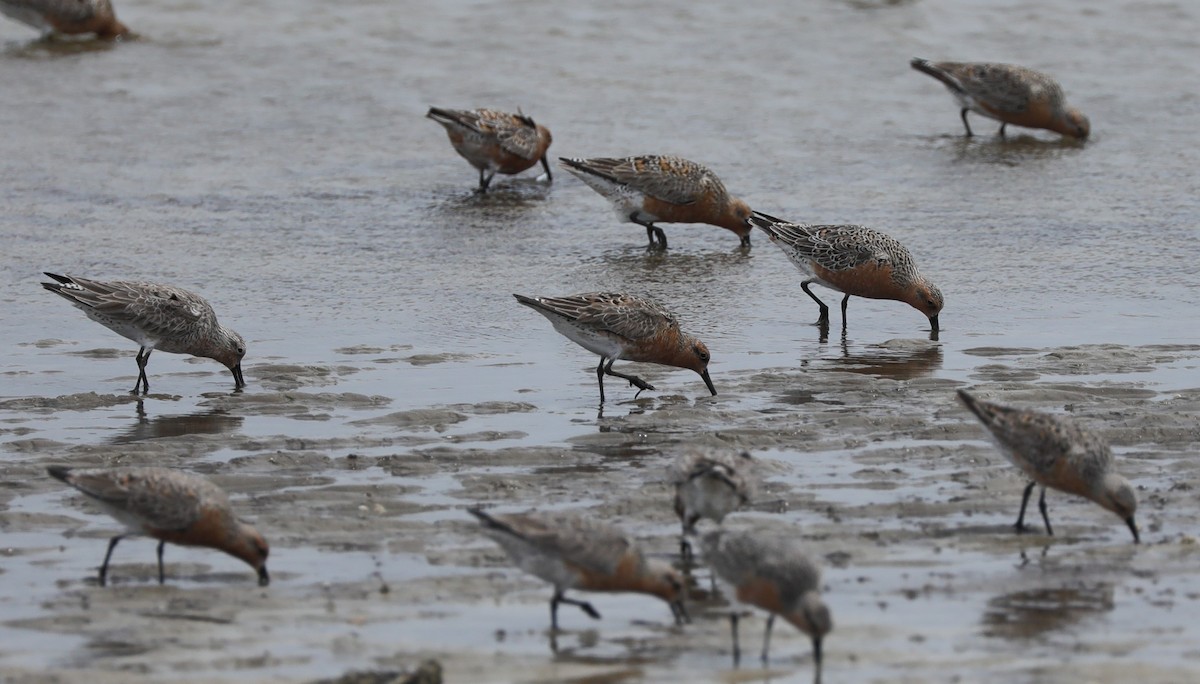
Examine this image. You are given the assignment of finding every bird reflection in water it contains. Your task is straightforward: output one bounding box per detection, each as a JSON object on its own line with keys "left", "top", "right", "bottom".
{"left": 110, "top": 401, "right": 244, "bottom": 445}
{"left": 982, "top": 583, "right": 1114, "bottom": 641}
{"left": 826, "top": 335, "right": 944, "bottom": 381}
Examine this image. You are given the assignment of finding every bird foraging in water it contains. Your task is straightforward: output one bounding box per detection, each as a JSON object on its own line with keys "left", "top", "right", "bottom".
{"left": 467, "top": 507, "right": 687, "bottom": 631}
{"left": 749, "top": 212, "right": 943, "bottom": 332}
{"left": 702, "top": 528, "right": 831, "bottom": 681}
{"left": 41, "top": 273, "right": 247, "bottom": 394}
{"left": 559, "top": 155, "right": 753, "bottom": 249}
{"left": 426, "top": 107, "right": 553, "bottom": 192}
{"left": 668, "top": 449, "right": 753, "bottom": 561}
{"left": 957, "top": 389, "right": 1139, "bottom": 543}
{"left": 48, "top": 466, "right": 270, "bottom": 586}
{"left": 514, "top": 292, "right": 716, "bottom": 403}
{"left": 910, "top": 58, "right": 1090, "bottom": 140}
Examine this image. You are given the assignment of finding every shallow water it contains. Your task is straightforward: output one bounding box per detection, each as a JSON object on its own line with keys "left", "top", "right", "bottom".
{"left": 2, "top": 0, "right": 1200, "bottom": 682}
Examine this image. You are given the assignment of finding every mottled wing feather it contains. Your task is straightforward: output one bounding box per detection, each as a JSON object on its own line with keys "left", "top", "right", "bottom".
{"left": 535, "top": 293, "right": 677, "bottom": 341}
{"left": 705, "top": 530, "right": 820, "bottom": 608}
{"left": 578, "top": 156, "right": 723, "bottom": 206}
{"left": 772, "top": 223, "right": 891, "bottom": 271}
{"left": 68, "top": 468, "right": 208, "bottom": 531}
{"left": 496, "top": 512, "right": 632, "bottom": 576}
{"left": 985, "top": 407, "right": 1112, "bottom": 478}
{"left": 460, "top": 109, "right": 542, "bottom": 160}
{"left": 71, "top": 278, "right": 214, "bottom": 331}
{"left": 950, "top": 63, "right": 1064, "bottom": 114}
{"left": 493, "top": 122, "right": 543, "bottom": 160}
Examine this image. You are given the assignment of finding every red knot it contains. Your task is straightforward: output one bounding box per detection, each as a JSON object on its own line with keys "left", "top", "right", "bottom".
{"left": 48, "top": 466, "right": 270, "bottom": 585}
{"left": 749, "top": 212, "right": 943, "bottom": 332}
{"left": 957, "top": 389, "right": 1139, "bottom": 543}
{"left": 1, "top": 0, "right": 127, "bottom": 39}
{"left": 559, "top": 155, "right": 752, "bottom": 249}
{"left": 514, "top": 292, "right": 716, "bottom": 403}
{"left": 702, "top": 528, "right": 831, "bottom": 679}
{"left": 911, "top": 58, "right": 1090, "bottom": 140}
{"left": 669, "top": 449, "right": 753, "bottom": 561}
{"left": 426, "top": 107, "right": 553, "bottom": 192}
{"left": 41, "top": 273, "right": 247, "bottom": 394}
{"left": 468, "top": 507, "right": 687, "bottom": 630}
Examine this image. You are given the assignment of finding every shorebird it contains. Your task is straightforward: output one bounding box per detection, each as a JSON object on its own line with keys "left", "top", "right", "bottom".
{"left": 467, "top": 507, "right": 687, "bottom": 630}
{"left": 669, "top": 449, "right": 753, "bottom": 561}
{"left": 749, "top": 212, "right": 943, "bottom": 332}
{"left": 0, "top": 0, "right": 127, "bottom": 39}
{"left": 559, "top": 155, "right": 752, "bottom": 249}
{"left": 702, "top": 529, "right": 831, "bottom": 680}
{"left": 514, "top": 292, "right": 716, "bottom": 403}
{"left": 48, "top": 466, "right": 270, "bottom": 585}
{"left": 426, "top": 107, "right": 553, "bottom": 192}
{"left": 41, "top": 273, "right": 247, "bottom": 394}
{"left": 910, "top": 58, "right": 1090, "bottom": 140}
{"left": 957, "top": 389, "right": 1139, "bottom": 543}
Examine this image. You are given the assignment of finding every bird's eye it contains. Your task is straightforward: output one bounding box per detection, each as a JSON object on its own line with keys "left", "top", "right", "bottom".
{"left": 697, "top": 348, "right": 710, "bottom": 363}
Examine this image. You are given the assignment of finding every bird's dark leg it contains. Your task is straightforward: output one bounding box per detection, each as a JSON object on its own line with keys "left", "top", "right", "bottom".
{"left": 157, "top": 540, "right": 166, "bottom": 584}
{"left": 551, "top": 589, "right": 600, "bottom": 631}
{"left": 602, "top": 358, "right": 655, "bottom": 397}
{"left": 679, "top": 515, "right": 699, "bottom": 563}
{"left": 1037, "top": 487, "right": 1054, "bottom": 536}
{"left": 99, "top": 535, "right": 123, "bottom": 586}
{"left": 478, "top": 168, "right": 495, "bottom": 192}
{"left": 540, "top": 155, "right": 553, "bottom": 182}
{"left": 998, "top": 122, "right": 1008, "bottom": 137}
{"left": 1014, "top": 481, "right": 1036, "bottom": 533}
{"left": 730, "top": 612, "right": 741, "bottom": 665}
{"left": 595, "top": 358, "right": 607, "bottom": 404}
{"left": 801, "top": 281, "right": 830, "bottom": 326}
{"left": 960, "top": 108, "right": 974, "bottom": 137}
{"left": 133, "top": 347, "right": 151, "bottom": 394}
{"left": 840, "top": 293, "right": 851, "bottom": 329}
{"left": 761, "top": 613, "right": 775, "bottom": 663}
{"left": 629, "top": 214, "right": 667, "bottom": 249}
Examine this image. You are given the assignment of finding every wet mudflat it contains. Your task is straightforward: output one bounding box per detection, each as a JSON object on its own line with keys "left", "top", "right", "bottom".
{"left": 2, "top": 0, "right": 1200, "bottom": 682}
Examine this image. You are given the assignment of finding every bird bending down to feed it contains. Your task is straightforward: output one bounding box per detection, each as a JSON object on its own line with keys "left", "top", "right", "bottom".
{"left": 468, "top": 507, "right": 687, "bottom": 630}
{"left": 41, "top": 273, "right": 247, "bottom": 394}
{"left": 48, "top": 466, "right": 270, "bottom": 586}
{"left": 426, "top": 107, "right": 553, "bottom": 192}
{"left": 910, "top": 58, "right": 1089, "bottom": 140}
{"left": 702, "top": 528, "right": 831, "bottom": 682}
{"left": 559, "top": 155, "right": 753, "bottom": 249}
{"left": 957, "top": 389, "right": 1139, "bottom": 543}
{"left": 669, "top": 449, "right": 753, "bottom": 561}
{"left": 748, "top": 212, "right": 943, "bottom": 332}
{"left": 514, "top": 292, "right": 716, "bottom": 403}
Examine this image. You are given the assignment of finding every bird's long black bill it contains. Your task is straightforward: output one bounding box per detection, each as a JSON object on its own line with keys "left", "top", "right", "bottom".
{"left": 700, "top": 369, "right": 717, "bottom": 396}
{"left": 812, "top": 636, "right": 823, "bottom": 683}
{"left": 258, "top": 566, "right": 270, "bottom": 586}
{"left": 231, "top": 364, "right": 246, "bottom": 390}
{"left": 1127, "top": 516, "right": 1140, "bottom": 544}
{"left": 929, "top": 314, "right": 940, "bottom": 332}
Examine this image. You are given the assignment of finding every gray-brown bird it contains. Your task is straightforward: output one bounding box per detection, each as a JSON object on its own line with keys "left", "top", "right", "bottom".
{"left": 957, "top": 389, "right": 1139, "bottom": 543}
{"left": 911, "top": 58, "right": 1090, "bottom": 139}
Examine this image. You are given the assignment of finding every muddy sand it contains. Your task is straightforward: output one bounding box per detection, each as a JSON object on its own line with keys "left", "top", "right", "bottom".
{"left": 2, "top": 342, "right": 1199, "bottom": 683}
